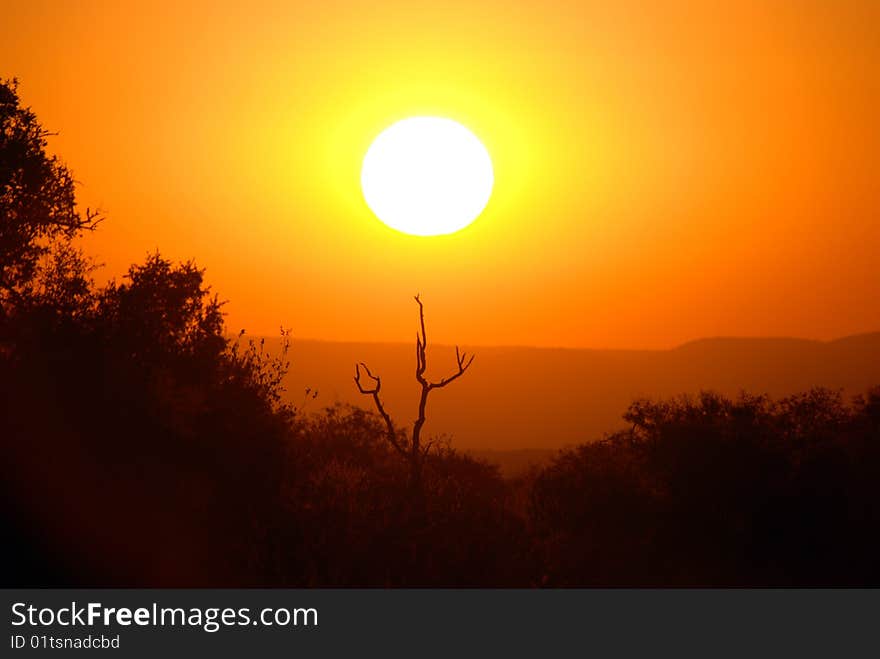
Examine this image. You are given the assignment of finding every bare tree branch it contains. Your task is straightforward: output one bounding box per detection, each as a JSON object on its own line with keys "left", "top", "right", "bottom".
{"left": 414, "top": 294, "right": 428, "bottom": 385}
{"left": 428, "top": 345, "right": 475, "bottom": 390}
{"left": 411, "top": 296, "right": 474, "bottom": 466}
{"left": 421, "top": 436, "right": 439, "bottom": 458}
{"left": 354, "top": 362, "right": 407, "bottom": 457}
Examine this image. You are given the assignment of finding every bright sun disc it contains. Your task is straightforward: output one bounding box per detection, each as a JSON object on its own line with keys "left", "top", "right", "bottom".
{"left": 361, "top": 117, "right": 494, "bottom": 236}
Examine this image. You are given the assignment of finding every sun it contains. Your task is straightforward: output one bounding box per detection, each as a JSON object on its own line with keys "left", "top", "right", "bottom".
{"left": 361, "top": 117, "right": 494, "bottom": 236}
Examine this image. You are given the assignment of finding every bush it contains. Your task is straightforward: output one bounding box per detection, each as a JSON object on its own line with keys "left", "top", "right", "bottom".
{"left": 530, "top": 389, "right": 880, "bottom": 586}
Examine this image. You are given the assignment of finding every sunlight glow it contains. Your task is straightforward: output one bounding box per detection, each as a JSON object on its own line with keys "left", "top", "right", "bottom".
{"left": 361, "top": 117, "right": 494, "bottom": 236}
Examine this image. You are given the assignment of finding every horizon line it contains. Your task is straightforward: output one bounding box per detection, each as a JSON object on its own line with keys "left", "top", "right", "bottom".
{"left": 230, "top": 329, "right": 880, "bottom": 353}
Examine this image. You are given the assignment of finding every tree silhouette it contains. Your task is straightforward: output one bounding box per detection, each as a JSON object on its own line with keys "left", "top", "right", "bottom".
{"left": 355, "top": 295, "right": 474, "bottom": 495}
{"left": 0, "top": 79, "right": 99, "bottom": 313}
{"left": 97, "top": 252, "right": 226, "bottom": 366}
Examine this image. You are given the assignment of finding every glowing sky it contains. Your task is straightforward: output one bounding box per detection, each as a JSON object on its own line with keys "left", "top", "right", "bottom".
{"left": 3, "top": 1, "right": 878, "bottom": 348}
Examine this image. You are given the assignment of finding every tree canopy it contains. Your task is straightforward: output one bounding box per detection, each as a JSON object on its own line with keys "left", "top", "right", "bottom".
{"left": 0, "top": 79, "right": 99, "bottom": 309}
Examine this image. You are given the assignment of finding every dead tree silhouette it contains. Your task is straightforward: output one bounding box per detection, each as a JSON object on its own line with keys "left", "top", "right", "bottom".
{"left": 355, "top": 295, "right": 474, "bottom": 496}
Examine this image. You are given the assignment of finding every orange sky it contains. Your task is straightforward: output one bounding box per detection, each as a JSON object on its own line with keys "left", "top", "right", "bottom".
{"left": 3, "top": 1, "right": 878, "bottom": 348}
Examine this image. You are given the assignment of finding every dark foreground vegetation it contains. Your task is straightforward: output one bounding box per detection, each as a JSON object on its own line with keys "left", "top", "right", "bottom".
{"left": 3, "top": 79, "right": 880, "bottom": 586}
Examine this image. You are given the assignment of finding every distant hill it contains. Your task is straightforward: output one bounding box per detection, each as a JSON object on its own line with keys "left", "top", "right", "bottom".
{"left": 261, "top": 332, "right": 880, "bottom": 450}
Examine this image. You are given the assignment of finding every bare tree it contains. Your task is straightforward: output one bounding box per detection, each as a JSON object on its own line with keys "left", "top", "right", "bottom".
{"left": 355, "top": 295, "right": 474, "bottom": 493}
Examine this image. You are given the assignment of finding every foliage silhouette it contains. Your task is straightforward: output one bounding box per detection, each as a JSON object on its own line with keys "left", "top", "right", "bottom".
{"left": 282, "top": 405, "right": 532, "bottom": 585}
{"left": 0, "top": 79, "right": 99, "bottom": 315}
{"left": 531, "top": 389, "right": 880, "bottom": 585}
{"left": 2, "top": 252, "right": 295, "bottom": 585}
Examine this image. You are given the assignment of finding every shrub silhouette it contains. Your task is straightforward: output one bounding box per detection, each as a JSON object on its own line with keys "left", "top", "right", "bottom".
{"left": 530, "top": 389, "right": 880, "bottom": 586}
{"left": 2, "top": 252, "right": 295, "bottom": 585}
{"left": 284, "top": 405, "right": 533, "bottom": 586}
